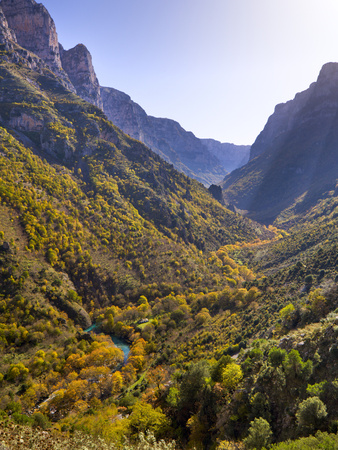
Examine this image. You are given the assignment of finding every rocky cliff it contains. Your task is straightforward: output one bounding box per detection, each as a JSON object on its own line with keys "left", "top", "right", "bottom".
{"left": 0, "top": 5, "right": 16, "bottom": 48}
{"left": 100, "top": 86, "right": 227, "bottom": 185}
{"left": 222, "top": 62, "right": 338, "bottom": 224}
{"left": 101, "top": 86, "right": 247, "bottom": 186}
{"left": 0, "top": 0, "right": 248, "bottom": 187}
{"left": 0, "top": 0, "right": 74, "bottom": 90}
{"left": 60, "top": 43, "right": 103, "bottom": 109}
{"left": 201, "top": 139, "right": 250, "bottom": 173}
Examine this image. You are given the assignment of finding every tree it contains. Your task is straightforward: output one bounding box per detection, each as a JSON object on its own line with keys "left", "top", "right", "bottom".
{"left": 196, "top": 308, "right": 211, "bottom": 325}
{"left": 268, "top": 347, "right": 287, "bottom": 368}
{"left": 243, "top": 417, "right": 272, "bottom": 449}
{"left": 128, "top": 402, "right": 169, "bottom": 439}
{"left": 222, "top": 363, "right": 243, "bottom": 390}
{"left": 296, "top": 397, "right": 327, "bottom": 432}
{"left": 279, "top": 303, "right": 295, "bottom": 320}
{"left": 212, "top": 355, "right": 232, "bottom": 382}
{"left": 283, "top": 349, "right": 313, "bottom": 381}
{"left": 178, "top": 360, "right": 210, "bottom": 420}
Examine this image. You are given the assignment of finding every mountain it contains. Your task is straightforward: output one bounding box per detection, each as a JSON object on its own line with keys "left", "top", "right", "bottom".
{"left": 201, "top": 138, "right": 250, "bottom": 173}
{"left": 0, "top": 0, "right": 250, "bottom": 187}
{"left": 221, "top": 62, "right": 338, "bottom": 224}
{"left": 101, "top": 86, "right": 250, "bottom": 186}
{"left": 59, "top": 43, "right": 103, "bottom": 109}
{"left": 0, "top": 0, "right": 270, "bottom": 305}
{"left": 1, "top": 1, "right": 338, "bottom": 449}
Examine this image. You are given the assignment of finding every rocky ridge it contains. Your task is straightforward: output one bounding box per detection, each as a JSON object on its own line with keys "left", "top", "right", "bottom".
{"left": 201, "top": 138, "right": 250, "bottom": 173}
{"left": 0, "top": 4, "right": 16, "bottom": 48}
{"left": 0, "top": 0, "right": 74, "bottom": 90}
{"left": 0, "top": 0, "right": 249, "bottom": 186}
{"left": 222, "top": 62, "right": 338, "bottom": 224}
{"left": 101, "top": 86, "right": 249, "bottom": 185}
{"left": 60, "top": 43, "right": 102, "bottom": 109}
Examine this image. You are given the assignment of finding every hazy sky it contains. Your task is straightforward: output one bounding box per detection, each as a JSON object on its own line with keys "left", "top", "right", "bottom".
{"left": 42, "top": 0, "right": 338, "bottom": 145}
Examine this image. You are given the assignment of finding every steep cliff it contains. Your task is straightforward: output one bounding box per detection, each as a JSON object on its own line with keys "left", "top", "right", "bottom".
{"left": 0, "top": 5, "right": 16, "bottom": 48}
{"left": 101, "top": 86, "right": 229, "bottom": 186}
{"left": 222, "top": 62, "right": 338, "bottom": 224}
{"left": 201, "top": 139, "right": 250, "bottom": 173}
{"left": 0, "top": 0, "right": 73, "bottom": 90}
{"left": 1, "top": 0, "right": 60, "bottom": 67}
{"left": 60, "top": 43, "right": 103, "bottom": 109}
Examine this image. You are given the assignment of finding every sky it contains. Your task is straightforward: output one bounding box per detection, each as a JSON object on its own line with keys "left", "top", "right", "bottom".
{"left": 42, "top": 0, "right": 338, "bottom": 145}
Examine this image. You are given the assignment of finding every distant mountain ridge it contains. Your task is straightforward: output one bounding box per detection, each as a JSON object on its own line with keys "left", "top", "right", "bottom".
{"left": 101, "top": 86, "right": 241, "bottom": 186}
{"left": 201, "top": 138, "right": 250, "bottom": 173}
{"left": 221, "top": 62, "right": 338, "bottom": 224}
{"left": 0, "top": 0, "right": 249, "bottom": 186}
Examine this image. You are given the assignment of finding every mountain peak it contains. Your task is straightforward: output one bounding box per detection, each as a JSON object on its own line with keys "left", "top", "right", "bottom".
{"left": 60, "top": 43, "right": 103, "bottom": 109}
{"left": 1, "top": 0, "right": 62, "bottom": 70}
{"left": 222, "top": 62, "right": 338, "bottom": 224}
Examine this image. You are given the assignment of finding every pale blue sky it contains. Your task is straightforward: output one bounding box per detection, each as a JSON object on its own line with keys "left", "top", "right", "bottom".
{"left": 42, "top": 0, "right": 338, "bottom": 145}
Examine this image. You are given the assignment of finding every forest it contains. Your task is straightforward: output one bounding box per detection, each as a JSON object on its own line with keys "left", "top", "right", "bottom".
{"left": 0, "top": 18, "right": 337, "bottom": 450}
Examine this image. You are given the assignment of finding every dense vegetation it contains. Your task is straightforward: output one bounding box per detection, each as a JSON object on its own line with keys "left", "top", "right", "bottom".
{"left": 0, "top": 37, "right": 337, "bottom": 450}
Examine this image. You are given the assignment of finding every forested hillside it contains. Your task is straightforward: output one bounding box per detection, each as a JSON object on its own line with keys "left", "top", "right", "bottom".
{"left": 0, "top": 1, "right": 338, "bottom": 449}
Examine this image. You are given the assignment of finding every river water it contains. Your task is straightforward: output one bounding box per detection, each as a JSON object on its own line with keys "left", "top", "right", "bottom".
{"left": 84, "top": 324, "right": 130, "bottom": 363}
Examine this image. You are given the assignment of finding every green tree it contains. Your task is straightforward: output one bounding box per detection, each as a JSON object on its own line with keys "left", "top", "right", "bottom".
{"left": 178, "top": 360, "right": 210, "bottom": 420}
{"left": 244, "top": 417, "right": 273, "bottom": 449}
{"left": 211, "top": 355, "right": 232, "bottom": 382}
{"left": 283, "top": 349, "right": 313, "bottom": 381}
{"left": 296, "top": 397, "right": 327, "bottom": 432}
{"left": 268, "top": 347, "right": 287, "bottom": 368}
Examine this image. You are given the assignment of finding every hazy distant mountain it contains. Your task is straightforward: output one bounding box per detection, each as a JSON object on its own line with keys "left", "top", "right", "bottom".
{"left": 0, "top": 0, "right": 250, "bottom": 186}
{"left": 101, "top": 86, "right": 249, "bottom": 186}
{"left": 201, "top": 139, "right": 250, "bottom": 173}
{"left": 221, "top": 62, "right": 338, "bottom": 224}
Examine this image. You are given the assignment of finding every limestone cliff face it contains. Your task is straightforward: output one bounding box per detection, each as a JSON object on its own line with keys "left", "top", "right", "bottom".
{"left": 222, "top": 62, "right": 338, "bottom": 224}
{"left": 0, "top": 0, "right": 73, "bottom": 90}
{"left": 1, "top": 0, "right": 61, "bottom": 68}
{"left": 101, "top": 86, "right": 229, "bottom": 186}
{"left": 201, "top": 139, "right": 250, "bottom": 173}
{"left": 249, "top": 63, "right": 338, "bottom": 161}
{"left": 60, "top": 44, "right": 103, "bottom": 110}
{"left": 0, "top": 5, "right": 16, "bottom": 48}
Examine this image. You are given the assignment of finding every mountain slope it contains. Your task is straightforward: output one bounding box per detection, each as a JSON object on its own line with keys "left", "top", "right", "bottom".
{"left": 100, "top": 86, "right": 229, "bottom": 186}
{"left": 221, "top": 63, "right": 338, "bottom": 224}
{"left": 201, "top": 138, "right": 250, "bottom": 173}
{"left": 0, "top": 0, "right": 271, "bottom": 308}
{"left": 1, "top": 0, "right": 249, "bottom": 186}
{"left": 2, "top": 2, "right": 338, "bottom": 449}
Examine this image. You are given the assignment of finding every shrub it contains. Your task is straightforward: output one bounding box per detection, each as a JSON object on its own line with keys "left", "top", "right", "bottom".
{"left": 31, "top": 412, "right": 51, "bottom": 430}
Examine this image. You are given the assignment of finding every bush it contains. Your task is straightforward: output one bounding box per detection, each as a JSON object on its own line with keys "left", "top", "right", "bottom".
{"left": 31, "top": 412, "right": 51, "bottom": 430}
{"left": 12, "top": 412, "right": 33, "bottom": 426}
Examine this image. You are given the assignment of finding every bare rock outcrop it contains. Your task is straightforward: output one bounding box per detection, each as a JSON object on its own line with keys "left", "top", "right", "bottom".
{"left": 1, "top": 0, "right": 61, "bottom": 68}
{"left": 0, "top": 5, "right": 16, "bottom": 48}
{"left": 60, "top": 43, "right": 103, "bottom": 109}
{"left": 0, "top": 0, "right": 73, "bottom": 90}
